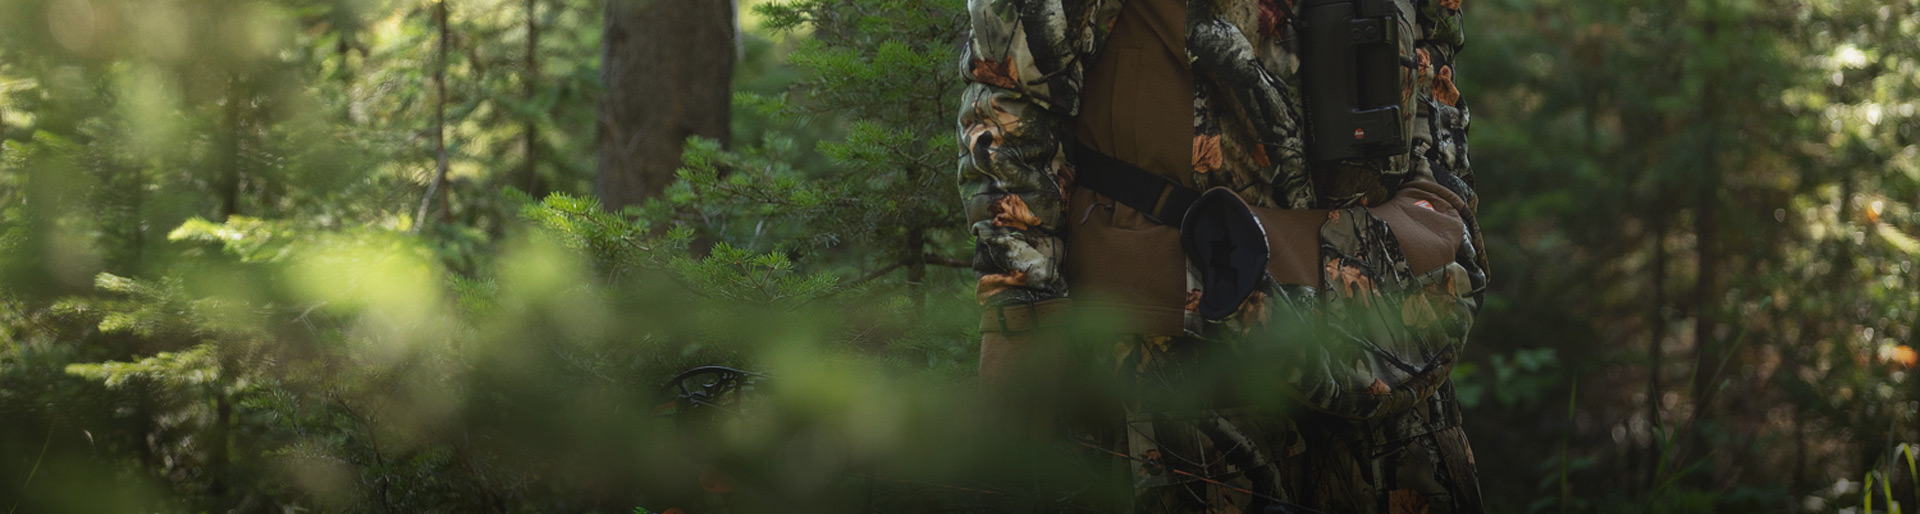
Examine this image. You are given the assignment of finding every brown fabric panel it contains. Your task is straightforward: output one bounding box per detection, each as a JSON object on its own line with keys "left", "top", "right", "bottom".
{"left": 1073, "top": 0, "right": 1194, "bottom": 188}
{"left": 1251, "top": 206, "right": 1332, "bottom": 286}
{"left": 1064, "top": 188, "right": 1188, "bottom": 336}
{"left": 1367, "top": 183, "right": 1467, "bottom": 275}
{"left": 1063, "top": 0, "right": 1197, "bottom": 335}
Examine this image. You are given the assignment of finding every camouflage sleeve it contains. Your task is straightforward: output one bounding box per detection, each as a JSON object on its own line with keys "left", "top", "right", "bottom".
{"left": 1269, "top": 0, "right": 1485, "bottom": 420}
{"left": 1413, "top": 0, "right": 1485, "bottom": 285}
{"left": 958, "top": 0, "right": 1113, "bottom": 308}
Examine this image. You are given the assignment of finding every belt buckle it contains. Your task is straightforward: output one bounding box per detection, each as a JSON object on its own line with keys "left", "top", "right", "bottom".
{"left": 1140, "top": 177, "right": 1186, "bottom": 225}
{"left": 995, "top": 302, "right": 1040, "bottom": 333}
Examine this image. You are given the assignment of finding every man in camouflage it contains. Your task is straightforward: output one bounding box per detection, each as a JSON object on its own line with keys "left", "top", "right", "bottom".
{"left": 957, "top": 0, "right": 1487, "bottom": 512}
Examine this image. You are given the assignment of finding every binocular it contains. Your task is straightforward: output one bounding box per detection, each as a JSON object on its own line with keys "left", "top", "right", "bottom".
{"left": 1301, "top": 0, "right": 1411, "bottom": 163}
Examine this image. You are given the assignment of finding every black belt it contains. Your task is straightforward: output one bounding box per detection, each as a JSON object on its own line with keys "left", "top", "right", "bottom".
{"left": 1069, "top": 141, "right": 1200, "bottom": 225}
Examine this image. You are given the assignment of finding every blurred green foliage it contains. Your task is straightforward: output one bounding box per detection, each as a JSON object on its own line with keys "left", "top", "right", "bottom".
{"left": 1461, "top": 0, "right": 1920, "bottom": 511}
{"left": 0, "top": 0, "right": 1917, "bottom": 512}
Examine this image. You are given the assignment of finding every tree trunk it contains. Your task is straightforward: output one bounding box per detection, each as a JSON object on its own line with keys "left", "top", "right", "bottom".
{"left": 1686, "top": 123, "right": 1724, "bottom": 428}
{"left": 415, "top": 0, "right": 452, "bottom": 233}
{"left": 1644, "top": 201, "right": 1667, "bottom": 491}
{"left": 128, "top": 167, "right": 143, "bottom": 273}
{"left": 522, "top": 0, "right": 545, "bottom": 197}
{"left": 1688, "top": 181, "right": 1718, "bottom": 414}
{"left": 208, "top": 389, "right": 231, "bottom": 502}
{"left": 219, "top": 75, "right": 244, "bottom": 221}
{"left": 1683, "top": 27, "right": 1724, "bottom": 477}
{"left": 906, "top": 225, "right": 926, "bottom": 315}
{"left": 595, "top": 0, "right": 735, "bottom": 211}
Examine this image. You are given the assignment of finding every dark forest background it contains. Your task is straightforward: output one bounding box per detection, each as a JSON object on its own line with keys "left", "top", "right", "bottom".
{"left": 1, "top": 0, "right": 1917, "bottom": 512}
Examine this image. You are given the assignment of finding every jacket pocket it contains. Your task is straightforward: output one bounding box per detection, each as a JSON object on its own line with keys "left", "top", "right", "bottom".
{"left": 1064, "top": 186, "right": 1188, "bottom": 336}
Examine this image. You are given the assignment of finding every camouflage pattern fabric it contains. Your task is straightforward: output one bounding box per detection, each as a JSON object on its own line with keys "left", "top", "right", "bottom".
{"left": 1090, "top": 213, "right": 1484, "bottom": 513}
{"left": 958, "top": 0, "right": 1486, "bottom": 512}
{"left": 959, "top": 0, "right": 1482, "bottom": 307}
{"left": 1098, "top": 207, "right": 1484, "bottom": 513}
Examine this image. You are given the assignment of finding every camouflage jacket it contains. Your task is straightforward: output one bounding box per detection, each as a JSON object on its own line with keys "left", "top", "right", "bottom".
{"left": 957, "top": 0, "right": 1480, "bottom": 308}
{"left": 958, "top": 0, "right": 1487, "bottom": 511}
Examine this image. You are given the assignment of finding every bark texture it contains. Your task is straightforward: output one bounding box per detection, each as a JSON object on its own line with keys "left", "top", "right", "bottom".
{"left": 596, "top": 0, "right": 736, "bottom": 210}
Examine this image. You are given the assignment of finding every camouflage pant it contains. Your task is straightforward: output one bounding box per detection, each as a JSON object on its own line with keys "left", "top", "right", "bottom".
{"left": 1019, "top": 194, "right": 1485, "bottom": 513}
{"left": 1086, "top": 330, "right": 1482, "bottom": 514}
